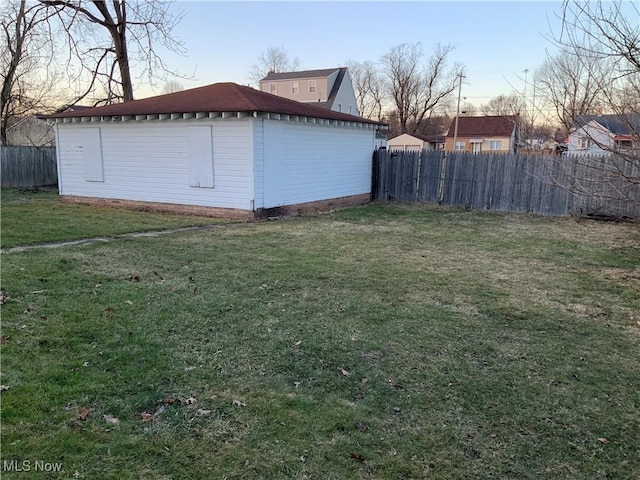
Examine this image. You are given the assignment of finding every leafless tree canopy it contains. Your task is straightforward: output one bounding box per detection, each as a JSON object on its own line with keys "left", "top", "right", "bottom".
{"left": 543, "top": 0, "right": 640, "bottom": 211}
{"left": 346, "top": 60, "right": 385, "bottom": 121}
{"left": 1, "top": 0, "right": 62, "bottom": 145}
{"left": 381, "top": 43, "right": 462, "bottom": 135}
{"left": 248, "top": 46, "right": 301, "bottom": 86}
{"left": 535, "top": 51, "right": 605, "bottom": 134}
{"left": 38, "top": 0, "right": 185, "bottom": 105}
{"left": 161, "top": 79, "right": 184, "bottom": 95}
{"left": 480, "top": 94, "right": 524, "bottom": 117}
{"left": 459, "top": 101, "right": 477, "bottom": 117}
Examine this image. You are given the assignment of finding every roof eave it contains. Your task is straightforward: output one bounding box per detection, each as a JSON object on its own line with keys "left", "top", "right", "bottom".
{"left": 49, "top": 110, "right": 386, "bottom": 129}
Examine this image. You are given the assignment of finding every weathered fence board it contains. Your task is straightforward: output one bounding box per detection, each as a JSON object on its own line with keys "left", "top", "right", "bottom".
{"left": 1, "top": 146, "right": 58, "bottom": 188}
{"left": 372, "top": 149, "right": 640, "bottom": 220}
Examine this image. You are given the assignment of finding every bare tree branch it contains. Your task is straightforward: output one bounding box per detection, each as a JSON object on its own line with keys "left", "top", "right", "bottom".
{"left": 248, "top": 46, "right": 300, "bottom": 86}
{"left": 38, "top": 0, "right": 186, "bottom": 104}
{"left": 1, "top": 0, "right": 61, "bottom": 145}
{"left": 381, "top": 42, "right": 462, "bottom": 135}
{"left": 347, "top": 59, "right": 386, "bottom": 121}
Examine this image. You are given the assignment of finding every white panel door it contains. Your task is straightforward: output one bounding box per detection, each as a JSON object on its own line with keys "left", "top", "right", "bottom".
{"left": 82, "top": 127, "right": 104, "bottom": 182}
{"left": 187, "top": 126, "right": 214, "bottom": 188}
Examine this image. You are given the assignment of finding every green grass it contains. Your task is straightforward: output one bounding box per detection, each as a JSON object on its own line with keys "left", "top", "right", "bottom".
{"left": 1, "top": 199, "right": 639, "bottom": 479}
{"left": 0, "top": 188, "right": 228, "bottom": 248}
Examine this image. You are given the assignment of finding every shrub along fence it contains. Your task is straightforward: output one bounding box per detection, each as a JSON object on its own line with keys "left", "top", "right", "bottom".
{"left": 1, "top": 146, "right": 57, "bottom": 188}
{"left": 372, "top": 149, "right": 640, "bottom": 220}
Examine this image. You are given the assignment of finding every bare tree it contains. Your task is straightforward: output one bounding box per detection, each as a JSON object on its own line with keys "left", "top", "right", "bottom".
{"left": 1, "top": 0, "right": 61, "bottom": 145}
{"left": 39, "top": 0, "right": 185, "bottom": 105}
{"left": 381, "top": 42, "right": 462, "bottom": 135}
{"left": 535, "top": 51, "right": 604, "bottom": 134}
{"left": 480, "top": 94, "right": 524, "bottom": 116}
{"left": 543, "top": 0, "right": 640, "bottom": 215}
{"left": 459, "top": 101, "right": 477, "bottom": 117}
{"left": 248, "top": 46, "right": 300, "bottom": 86}
{"left": 161, "top": 79, "right": 184, "bottom": 95}
{"left": 347, "top": 60, "right": 386, "bottom": 121}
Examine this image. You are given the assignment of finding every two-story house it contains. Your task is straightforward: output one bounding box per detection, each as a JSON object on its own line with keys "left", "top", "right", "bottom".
{"left": 444, "top": 115, "right": 520, "bottom": 153}
{"left": 259, "top": 67, "right": 359, "bottom": 116}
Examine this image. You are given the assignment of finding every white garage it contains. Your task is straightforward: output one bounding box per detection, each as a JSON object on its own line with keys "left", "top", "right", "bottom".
{"left": 45, "top": 82, "right": 384, "bottom": 218}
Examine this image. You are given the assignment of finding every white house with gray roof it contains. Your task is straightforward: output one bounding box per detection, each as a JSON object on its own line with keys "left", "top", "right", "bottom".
{"left": 259, "top": 67, "right": 359, "bottom": 116}
{"left": 568, "top": 114, "right": 640, "bottom": 155}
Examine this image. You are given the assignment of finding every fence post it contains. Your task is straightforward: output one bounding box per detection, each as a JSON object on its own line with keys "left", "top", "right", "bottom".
{"left": 438, "top": 153, "right": 448, "bottom": 204}
{"left": 371, "top": 149, "right": 380, "bottom": 202}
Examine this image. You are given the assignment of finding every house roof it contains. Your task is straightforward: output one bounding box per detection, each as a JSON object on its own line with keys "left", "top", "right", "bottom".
{"left": 260, "top": 68, "right": 341, "bottom": 82}
{"left": 317, "top": 67, "right": 347, "bottom": 110}
{"left": 42, "top": 82, "right": 385, "bottom": 126}
{"left": 445, "top": 115, "right": 518, "bottom": 137}
{"left": 390, "top": 133, "right": 445, "bottom": 143}
{"left": 574, "top": 114, "right": 640, "bottom": 136}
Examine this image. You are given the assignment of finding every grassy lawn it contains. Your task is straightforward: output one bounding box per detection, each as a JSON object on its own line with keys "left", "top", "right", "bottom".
{"left": 1, "top": 198, "right": 639, "bottom": 479}
{"left": 0, "top": 188, "right": 227, "bottom": 248}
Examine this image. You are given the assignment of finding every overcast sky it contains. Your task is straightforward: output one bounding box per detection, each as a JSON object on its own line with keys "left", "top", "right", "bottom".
{"left": 138, "top": 1, "right": 571, "bottom": 113}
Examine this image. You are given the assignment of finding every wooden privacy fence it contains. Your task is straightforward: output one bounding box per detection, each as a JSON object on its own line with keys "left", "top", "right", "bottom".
{"left": 372, "top": 149, "right": 640, "bottom": 220}
{"left": 1, "top": 146, "right": 57, "bottom": 188}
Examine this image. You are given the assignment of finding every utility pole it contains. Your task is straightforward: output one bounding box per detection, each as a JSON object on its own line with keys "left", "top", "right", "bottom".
{"left": 452, "top": 72, "right": 465, "bottom": 152}
{"left": 522, "top": 69, "right": 529, "bottom": 147}
{"left": 440, "top": 71, "right": 465, "bottom": 204}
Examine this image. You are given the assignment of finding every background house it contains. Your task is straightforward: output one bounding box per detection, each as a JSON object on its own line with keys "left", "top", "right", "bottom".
{"left": 44, "top": 83, "right": 384, "bottom": 218}
{"left": 444, "top": 115, "right": 519, "bottom": 153}
{"left": 568, "top": 114, "right": 640, "bottom": 155}
{"left": 387, "top": 133, "right": 445, "bottom": 152}
{"left": 259, "top": 68, "right": 359, "bottom": 116}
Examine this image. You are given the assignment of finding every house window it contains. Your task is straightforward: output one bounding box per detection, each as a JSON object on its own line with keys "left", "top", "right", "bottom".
{"left": 615, "top": 139, "right": 632, "bottom": 150}
{"left": 308, "top": 80, "right": 316, "bottom": 93}
{"left": 337, "top": 104, "right": 342, "bottom": 112}
{"left": 454, "top": 141, "right": 465, "bottom": 151}
{"left": 348, "top": 106, "right": 353, "bottom": 114}
{"left": 579, "top": 137, "right": 592, "bottom": 149}
{"left": 269, "top": 83, "right": 276, "bottom": 94}
{"left": 291, "top": 81, "right": 299, "bottom": 94}
{"left": 490, "top": 140, "right": 502, "bottom": 150}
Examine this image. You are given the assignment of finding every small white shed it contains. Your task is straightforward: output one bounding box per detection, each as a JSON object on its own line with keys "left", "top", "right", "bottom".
{"left": 45, "top": 83, "right": 385, "bottom": 218}
{"left": 387, "top": 133, "right": 445, "bottom": 152}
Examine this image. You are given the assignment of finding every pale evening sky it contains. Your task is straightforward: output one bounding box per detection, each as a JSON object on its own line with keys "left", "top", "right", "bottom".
{"left": 138, "top": 1, "right": 572, "bottom": 114}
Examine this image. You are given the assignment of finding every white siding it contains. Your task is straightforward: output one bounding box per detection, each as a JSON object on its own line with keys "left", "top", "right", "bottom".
{"left": 252, "top": 119, "right": 264, "bottom": 209}
{"left": 258, "top": 120, "right": 373, "bottom": 208}
{"left": 568, "top": 120, "right": 613, "bottom": 155}
{"left": 332, "top": 70, "right": 359, "bottom": 116}
{"left": 263, "top": 120, "right": 284, "bottom": 206}
{"left": 56, "top": 119, "right": 254, "bottom": 209}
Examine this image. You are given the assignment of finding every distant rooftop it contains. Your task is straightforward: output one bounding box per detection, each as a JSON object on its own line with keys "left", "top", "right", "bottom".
{"left": 260, "top": 68, "right": 343, "bottom": 82}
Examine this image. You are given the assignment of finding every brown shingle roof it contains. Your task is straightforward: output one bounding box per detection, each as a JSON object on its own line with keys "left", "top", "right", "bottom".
{"left": 44, "top": 82, "right": 384, "bottom": 125}
{"left": 445, "top": 115, "right": 518, "bottom": 137}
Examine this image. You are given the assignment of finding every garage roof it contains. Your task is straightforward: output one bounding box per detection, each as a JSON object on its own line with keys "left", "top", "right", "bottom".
{"left": 44, "top": 82, "right": 386, "bottom": 127}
